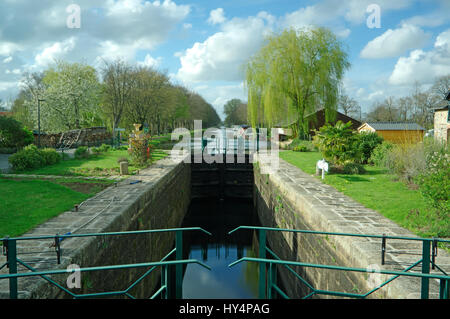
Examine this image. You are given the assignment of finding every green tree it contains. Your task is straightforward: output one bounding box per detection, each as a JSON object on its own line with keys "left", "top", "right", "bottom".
{"left": 100, "top": 59, "right": 134, "bottom": 134}
{"left": 246, "top": 27, "right": 350, "bottom": 136}
{"left": 40, "top": 61, "right": 101, "bottom": 132}
{"left": 224, "top": 99, "right": 248, "bottom": 126}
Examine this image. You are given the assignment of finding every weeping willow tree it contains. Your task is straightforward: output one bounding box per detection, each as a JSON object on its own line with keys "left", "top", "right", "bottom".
{"left": 245, "top": 27, "right": 350, "bottom": 137}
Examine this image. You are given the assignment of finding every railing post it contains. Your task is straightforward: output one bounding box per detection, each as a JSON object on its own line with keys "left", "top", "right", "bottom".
{"left": 439, "top": 279, "right": 449, "bottom": 299}
{"left": 267, "top": 262, "right": 277, "bottom": 299}
{"left": 258, "top": 229, "right": 266, "bottom": 299}
{"left": 421, "top": 240, "right": 431, "bottom": 299}
{"left": 175, "top": 230, "right": 183, "bottom": 299}
{"left": 6, "top": 238, "right": 18, "bottom": 299}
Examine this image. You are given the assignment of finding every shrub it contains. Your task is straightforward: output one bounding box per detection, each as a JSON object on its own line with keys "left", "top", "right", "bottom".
{"left": 312, "top": 121, "right": 362, "bottom": 166}
{"left": 293, "top": 145, "right": 309, "bottom": 152}
{"left": 40, "top": 148, "right": 61, "bottom": 166}
{"left": 384, "top": 143, "right": 426, "bottom": 182}
{"left": 415, "top": 147, "right": 449, "bottom": 219}
{"left": 0, "top": 116, "right": 34, "bottom": 149}
{"left": 91, "top": 147, "right": 101, "bottom": 154}
{"left": 128, "top": 134, "right": 152, "bottom": 167}
{"left": 9, "top": 145, "right": 45, "bottom": 171}
{"left": 75, "top": 146, "right": 90, "bottom": 159}
{"left": 369, "top": 141, "right": 394, "bottom": 167}
{"left": 356, "top": 132, "right": 384, "bottom": 164}
{"left": 98, "top": 144, "right": 111, "bottom": 152}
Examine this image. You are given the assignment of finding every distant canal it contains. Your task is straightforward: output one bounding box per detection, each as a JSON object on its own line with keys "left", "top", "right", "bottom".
{"left": 180, "top": 198, "right": 261, "bottom": 299}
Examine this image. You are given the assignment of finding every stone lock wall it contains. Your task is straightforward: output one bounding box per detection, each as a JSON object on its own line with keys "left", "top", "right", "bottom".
{"left": 0, "top": 155, "right": 191, "bottom": 299}
{"left": 253, "top": 156, "right": 450, "bottom": 299}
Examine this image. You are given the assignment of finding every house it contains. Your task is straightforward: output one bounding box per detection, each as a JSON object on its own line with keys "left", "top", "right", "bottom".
{"left": 433, "top": 91, "right": 450, "bottom": 144}
{"left": 357, "top": 122, "right": 425, "bottom": 144}
{"left": 305, "top": 108, "right": 362, "bottom": 136}
{"left": 0, "top": 111, "right": 12, "bottom": 117}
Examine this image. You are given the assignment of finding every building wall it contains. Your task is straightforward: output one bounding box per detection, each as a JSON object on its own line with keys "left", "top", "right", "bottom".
{"left": 376, "top": 130, "right": 424, "bottom": 144}
{"left": 434, "top": 110, "right": 450, "bottom": 143}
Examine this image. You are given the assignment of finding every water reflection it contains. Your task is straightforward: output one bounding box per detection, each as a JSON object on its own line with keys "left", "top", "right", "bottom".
{"left": 181, "top": 199, "right": 260, "bottom": 299}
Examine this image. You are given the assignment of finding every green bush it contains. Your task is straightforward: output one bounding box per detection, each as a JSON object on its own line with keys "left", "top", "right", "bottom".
{"left": 9, "top": 145, "right": 45, "bottom": 171}
{"left": 40, "top": 148, "right": 61, "bottom": 166}
{"left": 75, "top": 146, "right": 90, "bottom": 159}
{"left": 0, "top": 116, "right": 34, "bottom": 149}
{"left": 415, "top": 147, "right": 449, "bottom": 221}
{"left": 91, "top": 147, "right": 101, "bottom": 154}
{"left": 356, "top": 132, "right": 384, "bottom": 164}
{"left": 98, "top": 144, "right": 111, "bottom": 152}
{"left": 312, "top": 121, "right": 362, "bottom": 166}
{"left": 369, "top": 141, "right": 395, "bottom": 167}
{"left": 293, "top": 145, "right": 309, "bottom": 152}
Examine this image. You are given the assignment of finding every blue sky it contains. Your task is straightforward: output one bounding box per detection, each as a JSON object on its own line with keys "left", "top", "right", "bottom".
{"left": 0, "top": 0, "right": 449, "bottom": 120}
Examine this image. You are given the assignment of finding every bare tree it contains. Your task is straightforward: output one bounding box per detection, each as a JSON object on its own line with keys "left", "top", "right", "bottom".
{"left": 100, "top": 59, "right": 134, "bottom": 133}
{"left": 338, "top": 93, "right": 360, "bottom": 119}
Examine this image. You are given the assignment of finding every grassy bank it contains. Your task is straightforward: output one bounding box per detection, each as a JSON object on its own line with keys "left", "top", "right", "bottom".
{"left": 16, "top": 149, "right": 168, "bottom": 177}
{"left": 0, "top": 177, "right": 114, "bottom": 238}
{"left": 279, "top": 150, "right": 445, "bottom": 238}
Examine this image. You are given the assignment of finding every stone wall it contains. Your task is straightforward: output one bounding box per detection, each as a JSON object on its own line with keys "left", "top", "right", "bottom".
{"left": 34, "top": 127, "right": 112, "bottom": 148}
{"left": 0, "top": 154, "right": 191, "bottom": 299}
{"left": 253, "top": 156, "right": 450, "bottom": 299}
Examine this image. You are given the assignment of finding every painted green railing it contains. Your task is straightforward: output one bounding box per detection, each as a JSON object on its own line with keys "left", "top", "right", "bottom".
{"left": 228, "top": 226, "right": 450, "bottom": 299}
{"left": 0, "top": 227, "right": 211, "bottom": 299}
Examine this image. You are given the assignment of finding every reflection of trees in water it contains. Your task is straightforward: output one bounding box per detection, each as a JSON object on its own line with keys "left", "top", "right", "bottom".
{"left": 241, "top": 237, "right": 259, "bottom": 297}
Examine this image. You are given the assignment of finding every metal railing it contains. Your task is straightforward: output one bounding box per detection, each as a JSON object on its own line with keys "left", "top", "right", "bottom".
{"left": 0, "top": 227, "right": 211, "bottom": 299}
{"left": 228, "top": 226, "right": 450, "bottom": 299}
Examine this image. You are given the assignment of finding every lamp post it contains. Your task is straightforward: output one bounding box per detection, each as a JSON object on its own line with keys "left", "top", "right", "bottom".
{"left": 37, "top": 98, "right": 45, "bottom": 148}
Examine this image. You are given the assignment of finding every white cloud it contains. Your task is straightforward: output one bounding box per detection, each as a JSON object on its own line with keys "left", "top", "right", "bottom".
{"left": 35, "top": 37, "right": 76, "bottom": 67}
{"left": 389, "top": 29, "right": 450, "bottom": 85}
{"left": 360, "top": 24, "right": 431, "bottom": 59}
{"left": 2, "top": 56, "right": 12, "bottom": 64}
{"left": 0, "top": 42, "right": 21, "bottom": 57}
{"left": 177, "top": 12, "right": 275, "bottom": 83}
{"left": 137, "top": 54, "right": 162, "bottom": 68}
{"left": 208, "top": 8, "right": 226, "bottom": 25}
{"left": 183, "top": 23, "right": 192, "bottom": 29}
{"left": 5, "top": 69, "right": 20, "bottom": 75}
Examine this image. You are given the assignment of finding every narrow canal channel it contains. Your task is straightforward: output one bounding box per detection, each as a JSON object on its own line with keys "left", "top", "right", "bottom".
{"left": 180, "top": 198, "right": 261, "bottom": 299}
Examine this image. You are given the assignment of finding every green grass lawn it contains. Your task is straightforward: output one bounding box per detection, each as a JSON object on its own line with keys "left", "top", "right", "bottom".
{"left": 279, "top": 150, "right": 447, "bottom": 238}
{"left": 0, "top": 178, "right": 114, "bottom": 238}
{"left": 17, "top": 149, "right": 168, "bottom": 177}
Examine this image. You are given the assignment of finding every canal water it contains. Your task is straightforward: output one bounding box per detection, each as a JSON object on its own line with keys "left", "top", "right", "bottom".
{"left": 180, "top": 198, "right": 261, "bottom": 299}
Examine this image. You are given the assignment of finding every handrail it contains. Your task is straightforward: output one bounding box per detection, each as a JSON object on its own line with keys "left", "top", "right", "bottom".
{"left": 228, "top": 226, "right": 450, "bottom": 243}
{"left": 229, "top": 257, "right": 448, "bottom": 281}
{"left": 1, "top": 227, "right": 212, "bottom": 299}
{"left": 228, "top": 226, "right": 450, "bottom": 299}
{"left": 1, "top": 227, "right": 212, "bottom": 241}
{"left": 0, "top": 259, "right": 211, "bottom": 280}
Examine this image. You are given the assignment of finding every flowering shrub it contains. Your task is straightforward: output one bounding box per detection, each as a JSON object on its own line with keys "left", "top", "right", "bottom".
{"left": 415, "top": 148, "right": 450, "bottom": 220}
{"left": 128, "top": 133, "right": 153, "bottom": 168}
